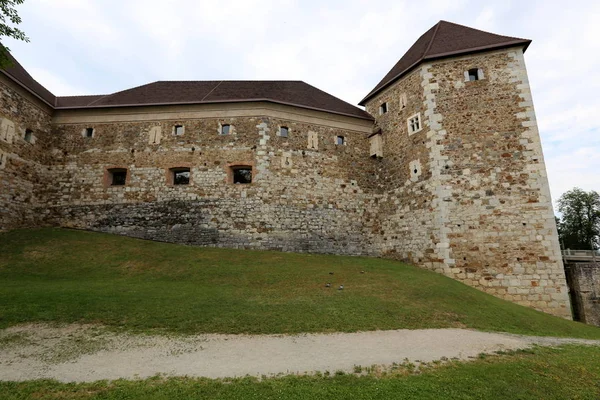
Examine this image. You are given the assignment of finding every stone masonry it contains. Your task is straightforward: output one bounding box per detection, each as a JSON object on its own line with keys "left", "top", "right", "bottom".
{"left": 0, "top": 21, "right": 572, "bottom": 318}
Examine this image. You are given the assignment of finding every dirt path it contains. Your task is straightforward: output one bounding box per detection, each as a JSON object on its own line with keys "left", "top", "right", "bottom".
{"left": 0, "top": 324, "right": 598, "bottom": 382}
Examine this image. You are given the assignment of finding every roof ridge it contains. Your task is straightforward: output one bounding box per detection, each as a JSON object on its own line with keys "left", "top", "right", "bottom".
{"left": 422, "top": 21, "right": 442, "bottom": 58}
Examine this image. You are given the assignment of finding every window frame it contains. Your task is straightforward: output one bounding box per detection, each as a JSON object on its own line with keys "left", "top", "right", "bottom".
{"left": 104, "top": 167, "right": 128, "bottom": 187}
{"left": 379, "top": 102, "right": 388, "bottom": 115}
{"left": 335, "top": 135, "right": 346, "bottom": 146}
{"left": 168, "top": 167, "right": 191, "bottom": 186}
{"left": 279, "top": 126, "right": 289, "bottom": 138}
{"left": 220, "top": 124, "right": 231, "bottom": 135}
{"left": 174, "top": 124, "right": 185, "bottom": 136}
{"left": 24, "top": 129, "right": 33, "bottom": 143}
{"left": 227, "top": 164, "right": 254, "bottom": 185}
{"left": 407, "top": 113, "right": 423, "bottom": 135}
{"left": 84, "top": 127, "right": 94, "bottom": 138}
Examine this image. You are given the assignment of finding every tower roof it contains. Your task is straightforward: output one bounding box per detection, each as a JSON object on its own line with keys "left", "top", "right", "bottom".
{"left": 359, "top": 21, "right": 531, "bottom": 105}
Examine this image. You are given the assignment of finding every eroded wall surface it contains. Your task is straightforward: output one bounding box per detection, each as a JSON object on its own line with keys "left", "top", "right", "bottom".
{"left": 565, "top": 263, "right": 600, "bottom": 326}
{"left": 365, "top": 47, "right": 571, "bottom": 318}
{"left": 41, "top": 107, "right": 378, "bottom": 254}
{"left": 0, "top": 77, "right": 53, "bottom": 231}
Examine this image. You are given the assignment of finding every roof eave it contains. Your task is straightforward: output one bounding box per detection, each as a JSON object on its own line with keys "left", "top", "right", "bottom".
{"left": 0, "top": 70, "right": 56, "bottom": 108}
{"left": 55, "top": 98, "right": 375, "bottom": 121}
{"left": 358, "top": 40, "right": 531, "bottom": 106}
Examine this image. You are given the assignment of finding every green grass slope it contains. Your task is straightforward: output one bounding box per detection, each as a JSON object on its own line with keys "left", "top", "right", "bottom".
{"left": 0, "top": 228, "right": 598, "bottom": 338}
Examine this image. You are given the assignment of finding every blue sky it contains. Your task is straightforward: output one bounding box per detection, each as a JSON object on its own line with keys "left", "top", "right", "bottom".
{"left": 4, "top": 0, "right": 599, "bottom": 208}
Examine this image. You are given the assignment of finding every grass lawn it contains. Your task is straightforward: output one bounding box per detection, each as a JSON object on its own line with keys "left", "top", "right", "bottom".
{"left": 0, "top": 228, "right": 599, "bottom": 338}
{"left": 2, "top": 345, "right": 600, "bottom": 399}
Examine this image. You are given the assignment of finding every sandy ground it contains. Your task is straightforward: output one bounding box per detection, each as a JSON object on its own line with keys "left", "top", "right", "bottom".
{"left": 0, "top": 324, "right": 598, "bottom": 382}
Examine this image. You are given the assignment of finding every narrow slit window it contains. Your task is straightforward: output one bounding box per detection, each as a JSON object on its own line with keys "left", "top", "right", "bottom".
{"left": 85, "top": 127, "right": 94, "bottom": 138}
{"left": 24, "top": 129, "right": 33, "bottom": 143}
{"left": 280, "top": 126, "right": 289, "bottom": 138}
{"left": 231, "top": 166, "right": 252, "bottom": 184}
{"left": 221, "top": 124, "right": 231, "bottom": 135}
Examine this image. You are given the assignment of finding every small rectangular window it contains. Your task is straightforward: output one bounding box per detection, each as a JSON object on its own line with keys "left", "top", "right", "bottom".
{"left": 379, "top": 103, "right": 388, "bottom": 115}
{"left": 221, "top": 124, "right": 231, "bottom": 135}
{"left": 407, "top": 113, "right": 422, "bottom": 135}
{"left": 280, "top": 126, "right": 289, "bottom": 138}
{"left": 24, "top": 129, "right": 33, "bottom": 143}
{"left": 85, "top": 128, "right": 94, "bottom": 138}
{"left": 174, "top": 125, "right": 184, "bottom": 135}
{"left": 231, "top": 166, "right": 252, "bottom": 184}
{"left": 172, "top": 168, "right": 190, "bottom": 185}
{"left": 109, "top": 169, "right": 127, "bottom": 186}
{"left": 336, "top": 135, "right": 346, "bottom": 145}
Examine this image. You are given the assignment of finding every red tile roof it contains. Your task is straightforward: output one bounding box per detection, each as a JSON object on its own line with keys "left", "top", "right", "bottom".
{"left": 359, "top": 20, "right": 531, "bottom": 105}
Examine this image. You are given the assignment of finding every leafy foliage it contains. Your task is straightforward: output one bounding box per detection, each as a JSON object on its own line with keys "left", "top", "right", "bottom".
{"left": 0, "top": 0, "right": 29, "bottom": 68}
{"left": 557, "top": 187, "right": 600, "bottom": 250}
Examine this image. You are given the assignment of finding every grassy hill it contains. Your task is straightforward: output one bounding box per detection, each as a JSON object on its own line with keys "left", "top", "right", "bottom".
{"left": 0, "top": 228, "right": 599, "bottom": 338}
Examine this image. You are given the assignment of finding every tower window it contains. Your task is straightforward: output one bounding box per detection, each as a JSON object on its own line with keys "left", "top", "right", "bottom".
{"left": 468, "top": 69, "right": 479, "bottom": 81}
{"left": 84, "top": 127, "right": 94, "bottom": 138}
{"left": 280, "top": 126, "right": 289, "bottom": 138}
{"left": 466, "top": 68, "right": 484, "bottom": 82}
{"left": 231, "top": 166, "right": 252, "bottom": 184}
{"left": 174, "top": 125, "right": 184, "bottom": 136}
{"left": 407, "top": 113, "right": 422, "bottom": 135}
{"left": 379, "top": 102, "right": 388, "bottom": 115}
{"left": 221, "top": 124, "right": 231, "bottom": 135}
{"left": 24, "top": 129, "right": 33, "bottom": 143}
{"left": 336, "top": 135, "right": 346, "bottom": 145}
{"left": 171, "top": 167, "right": 190, "bottom": 185}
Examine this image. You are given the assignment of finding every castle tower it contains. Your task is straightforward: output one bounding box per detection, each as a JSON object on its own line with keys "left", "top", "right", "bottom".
{"left": 361, "top": 21, "right": 571, "bottom": 318}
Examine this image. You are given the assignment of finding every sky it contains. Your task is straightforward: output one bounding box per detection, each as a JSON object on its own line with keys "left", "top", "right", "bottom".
{"left": 3, "top": 0, "right": 599, "bottom": 210}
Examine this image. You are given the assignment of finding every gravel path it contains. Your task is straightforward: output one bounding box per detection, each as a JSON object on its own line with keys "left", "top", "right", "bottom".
{"left": 1, "top": 324, "right": 598, "bottom": 382}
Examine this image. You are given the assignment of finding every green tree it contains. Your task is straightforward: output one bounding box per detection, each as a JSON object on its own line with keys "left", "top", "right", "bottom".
{"left": 557, "top": 187, "right": 600, "bottom": 250}
{"left": 0, "top": 0, "right": 29, "bottom": 68}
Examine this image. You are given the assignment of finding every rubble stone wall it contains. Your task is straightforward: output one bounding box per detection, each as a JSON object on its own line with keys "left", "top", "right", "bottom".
{"left": 364, "top": 47, "right": 571, "bottom": 318}
{"left": 0, "top": 76, "right": 53, "bottom": 231}
{"left": 41, "top": 105, "right": 378, "bottom": 254}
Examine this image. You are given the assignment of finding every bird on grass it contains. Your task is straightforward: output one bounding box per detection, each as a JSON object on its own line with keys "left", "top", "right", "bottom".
{"left": 360, "top": 271, "right": 365, "bottom": 274}
{"left": 338, "top": 285, "right": 344, "bottom": 290}
{"left": 329, "top": 272, "right": 334, "bottom": 275}
{"left": 325, "top": 283, "right": 331, "bottom": 288}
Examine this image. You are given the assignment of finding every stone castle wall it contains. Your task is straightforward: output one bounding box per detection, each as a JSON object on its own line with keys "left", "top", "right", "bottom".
{"left": 0, "top": 45, "right": 571, "bottom": 318}
{"left": 565, "top": 263, "right": 600, "bottom": 326}
{"left": 0, "top": 76, "right": 53, "bottom": 231}
{"left": 38, "top": 105, "right": 379, "bottom": 254}
{"left": 363, "top": 47, "right": 570, "bottom": 318}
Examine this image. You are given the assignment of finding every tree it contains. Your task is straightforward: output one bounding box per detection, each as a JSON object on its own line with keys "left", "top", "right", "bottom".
{"left": 557, "top": 187, "right": 600, "bottom": 250}
{"left": 0, "top": 0, "right": 29, "bottom": 68}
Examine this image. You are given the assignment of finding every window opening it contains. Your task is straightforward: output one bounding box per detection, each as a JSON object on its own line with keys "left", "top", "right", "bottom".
{"left": 232, "top": 166, "right": 252, "bottom": 184}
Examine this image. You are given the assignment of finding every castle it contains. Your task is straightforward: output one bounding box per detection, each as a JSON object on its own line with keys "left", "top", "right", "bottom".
{"left": 0, "top": 21, "right": 571, "bottom": 318}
